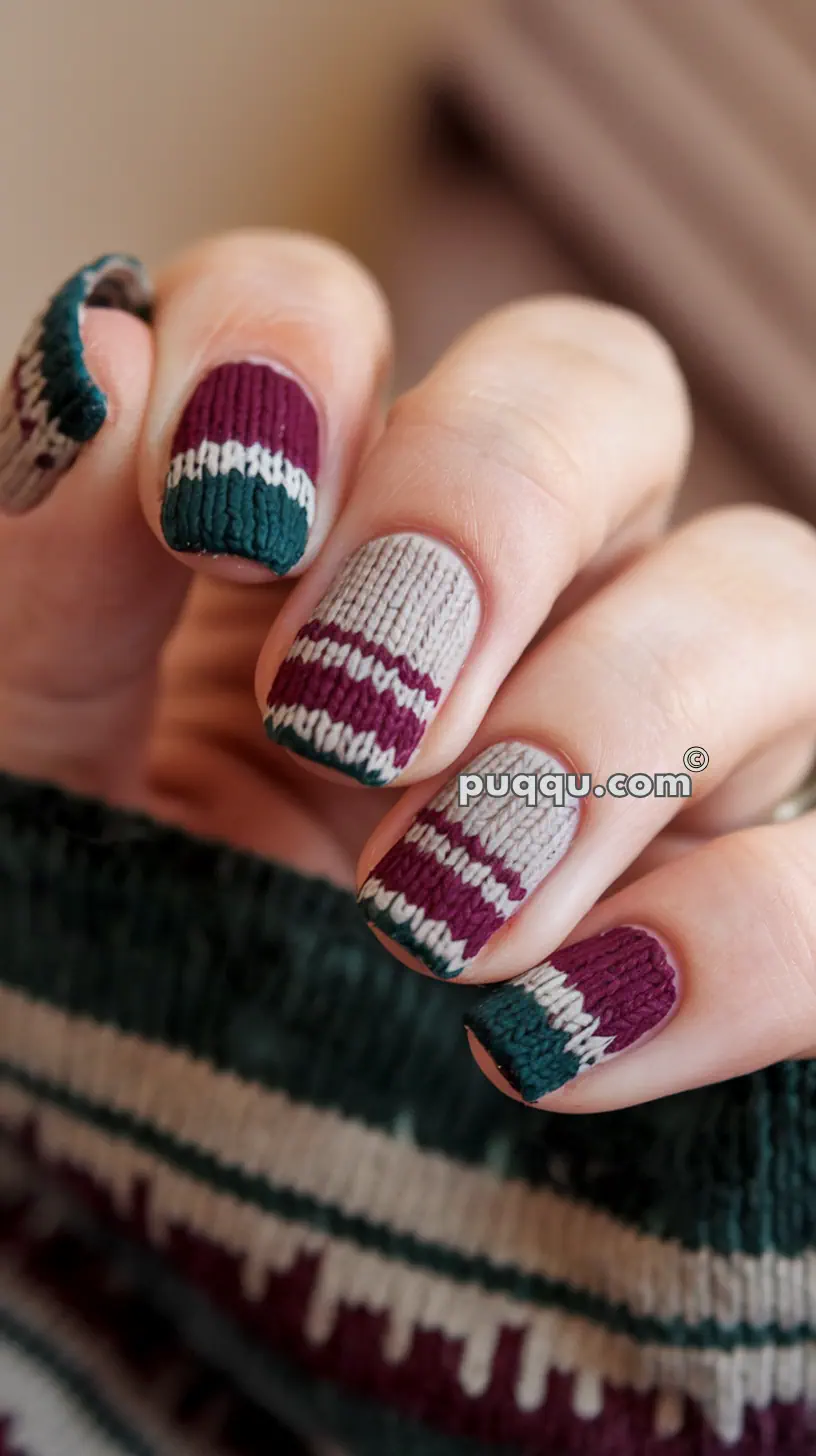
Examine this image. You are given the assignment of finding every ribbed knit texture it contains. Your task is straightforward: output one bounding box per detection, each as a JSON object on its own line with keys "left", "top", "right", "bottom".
{"left": 161, "top": 361, "right": 319, "bottom": 574}
{"left": 0, "top": 256, "right": 152, "bottom": 514}
{"left": 265, "top": 534, "right": 480, "bottom": 784}
{"left": 358, "top": 741, "right": 579, "bottom": 975}
{"left": 0, "top": 772, "right": 815, "bottom": 1453}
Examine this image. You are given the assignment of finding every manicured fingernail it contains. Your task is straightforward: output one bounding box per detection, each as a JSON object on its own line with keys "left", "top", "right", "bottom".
{"left": 161, "top": 361, "right": 319, "bottom": 574}
{"left": 264, "top": 534, "right": 480, "bottom": 784}
{"left": 0, "top": 255, "right": 152, "bottom": 514}
{"left": 465, "top": 926, "right": 679, "bottom": 1100}
{"left": 358, "top": 741, "right": 579, "bottom": 977}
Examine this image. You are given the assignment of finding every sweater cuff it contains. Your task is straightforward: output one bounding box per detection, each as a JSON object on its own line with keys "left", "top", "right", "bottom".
{"left": 0, "top": 771, "right": 500, "bottom": 1158}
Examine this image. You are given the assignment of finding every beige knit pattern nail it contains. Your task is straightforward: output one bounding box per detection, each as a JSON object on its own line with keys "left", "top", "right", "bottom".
{"left": 264, "top": 534, "right": 480, "bottom": 785}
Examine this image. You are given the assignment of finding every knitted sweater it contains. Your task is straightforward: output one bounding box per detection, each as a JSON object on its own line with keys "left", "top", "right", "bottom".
{"left": 0, "top": 773, "right": 813, "bottom": 1455}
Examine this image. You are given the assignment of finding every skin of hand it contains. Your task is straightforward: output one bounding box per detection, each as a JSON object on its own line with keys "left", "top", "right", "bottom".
{"left": 1, "top": 231, "right": 815, "bottom": 1114}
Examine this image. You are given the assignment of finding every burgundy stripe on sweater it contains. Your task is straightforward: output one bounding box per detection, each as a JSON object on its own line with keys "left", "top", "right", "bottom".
{"left": 172, "top": 362, "right": 318, "bottom": 473}
{"left": 7, "top": 1125, "right": 814, "bottom": 1456}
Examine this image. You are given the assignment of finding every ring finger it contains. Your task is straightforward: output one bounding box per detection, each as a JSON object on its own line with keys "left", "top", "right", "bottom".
{"left": 356, "top": 506, "right": 816, "bottom": 981}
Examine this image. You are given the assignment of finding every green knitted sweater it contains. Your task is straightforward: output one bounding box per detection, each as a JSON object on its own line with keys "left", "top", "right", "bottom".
{"left": 0, "top": 772, "right": 813, "bottom": 1455}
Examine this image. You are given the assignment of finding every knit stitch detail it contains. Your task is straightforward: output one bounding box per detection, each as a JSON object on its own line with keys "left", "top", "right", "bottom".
{"left": 0, "top": 771, "right": 812, "bottom": 1256}
{"left": 6, "top": 1093, "right": 816, "bottom": 1452}
{"left": 0, "top": 256, "right": 152, "bottom": 514}
{"left": 160, "top": 471, "right": 310, "bottom": 576}
{"left": 361, "top": 900, "right": 465, "bottom": 976}
{"left": 358, "top": 741, "right": 580, "bottom": 976}
{"left": 264, "top": 723, "right": 399, "bottom": 786}
{"left": 466, "top": 927, "right": 678, "bottom": 1099}
{"left": 1, "top": 774, "right": 816, "bottom": 1453}
{"left": 5, "top": 1027, "right": 807, "bottom": 1355}
{"left": 161, "top": 362, "right": 318, "bottom": 574}
{"left": 264, "top": 535, "right": 480, "bottom": 784}
{"left": 20, "top": 1158, "right": 815, "bottom": 1456}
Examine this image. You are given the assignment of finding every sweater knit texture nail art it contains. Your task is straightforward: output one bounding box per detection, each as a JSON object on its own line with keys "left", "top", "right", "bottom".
{"left": 0, "top": 773, "right": 814, "bottom": 1454}
{"left": 358, "top": 741, "right": 579, "bottom": 977}
{"left": 466, "top": 926, "right": 678, "bottom": 1101}
{"left": 161, "top": 361, "right": 319, "bottom": 574}
{"left": 264, "top": 534, "right": 480, "bottom": 785}
{"left": 0, "top": 255, "right": 152, "bottom": 514}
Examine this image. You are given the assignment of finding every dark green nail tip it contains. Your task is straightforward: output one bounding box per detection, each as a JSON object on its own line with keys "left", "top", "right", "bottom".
{"left": 38, "top": 254, "right": 152, "bottom": 441}
{"left": 263, "top": 722, "right": 393, "bottom": 786}
{"left": 161, "top": 472, "right": 310, "bottom": 575}
{"left": 356, "top": 900, "right": 462, "bottom": 979}
{"left": 465, "top": 989, "right": 583, "bottom": 1101}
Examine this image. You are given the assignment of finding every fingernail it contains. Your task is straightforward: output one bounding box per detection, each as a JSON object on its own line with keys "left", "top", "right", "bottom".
{"left": 465, "top": 926, "right": 679, "bottom": 1100}
{"left": 264, "top": 534, "right": 480, "bottom": 784}
{"left": 0, "top": 255, "right": 152, "bottom": 514}
{"left": 161, "top": 361, "right": 319, "bottom": 574}
{"left": 358, "top": 741, "right": 579, "bottom": 976}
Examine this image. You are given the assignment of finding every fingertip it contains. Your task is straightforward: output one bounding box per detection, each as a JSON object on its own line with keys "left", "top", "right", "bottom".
{"left": 466, "top": 1028, "right": 589, "bottom": 1114}
{"left": 466, "top": 1029, "right": 527, "bottom": 1103}
{"left": 0, "top": 253, "right": 153, "bottom": 516}
{"left": 364, "top": 920, "right": 438, "bottom": 979}
{"left": 139, "top": 231, "right": 392, "bottom": 586}
{"left": 80, "top": 307, "right": 153, "bottom": 441}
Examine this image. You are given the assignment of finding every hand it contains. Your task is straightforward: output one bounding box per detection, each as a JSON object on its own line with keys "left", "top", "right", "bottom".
{"left": 1, "top": 232, "right": 814, "bottom": 1114}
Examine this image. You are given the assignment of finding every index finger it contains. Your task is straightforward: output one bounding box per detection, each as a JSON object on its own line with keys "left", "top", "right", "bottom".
{"left": 139, "top": 230, "right": 391, "bottom": 581}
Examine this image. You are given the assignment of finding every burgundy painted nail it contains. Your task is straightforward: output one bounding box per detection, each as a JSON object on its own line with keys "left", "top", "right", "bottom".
{"left": 162, "top": 361, "right": 319, "bottom": 574}
{"left": 465, "top": 926, "right": 679, "bottom": 1099}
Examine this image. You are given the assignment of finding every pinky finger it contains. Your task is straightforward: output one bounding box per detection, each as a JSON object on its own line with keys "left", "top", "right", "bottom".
{"left": 465, "top": 810, "right": 816, "bottom": 1111}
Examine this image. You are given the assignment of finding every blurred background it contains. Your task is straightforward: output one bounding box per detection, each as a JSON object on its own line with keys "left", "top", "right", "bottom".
{"left": 1, "top": 0, "right": 814, "bottom": 523}
{"left": 0, "top": 0, "right": 448, "bottom": 343}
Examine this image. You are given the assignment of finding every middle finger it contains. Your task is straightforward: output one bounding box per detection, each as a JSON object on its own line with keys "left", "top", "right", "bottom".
{"left": 258, "top": 296, "right": 690, "bottom": 788}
